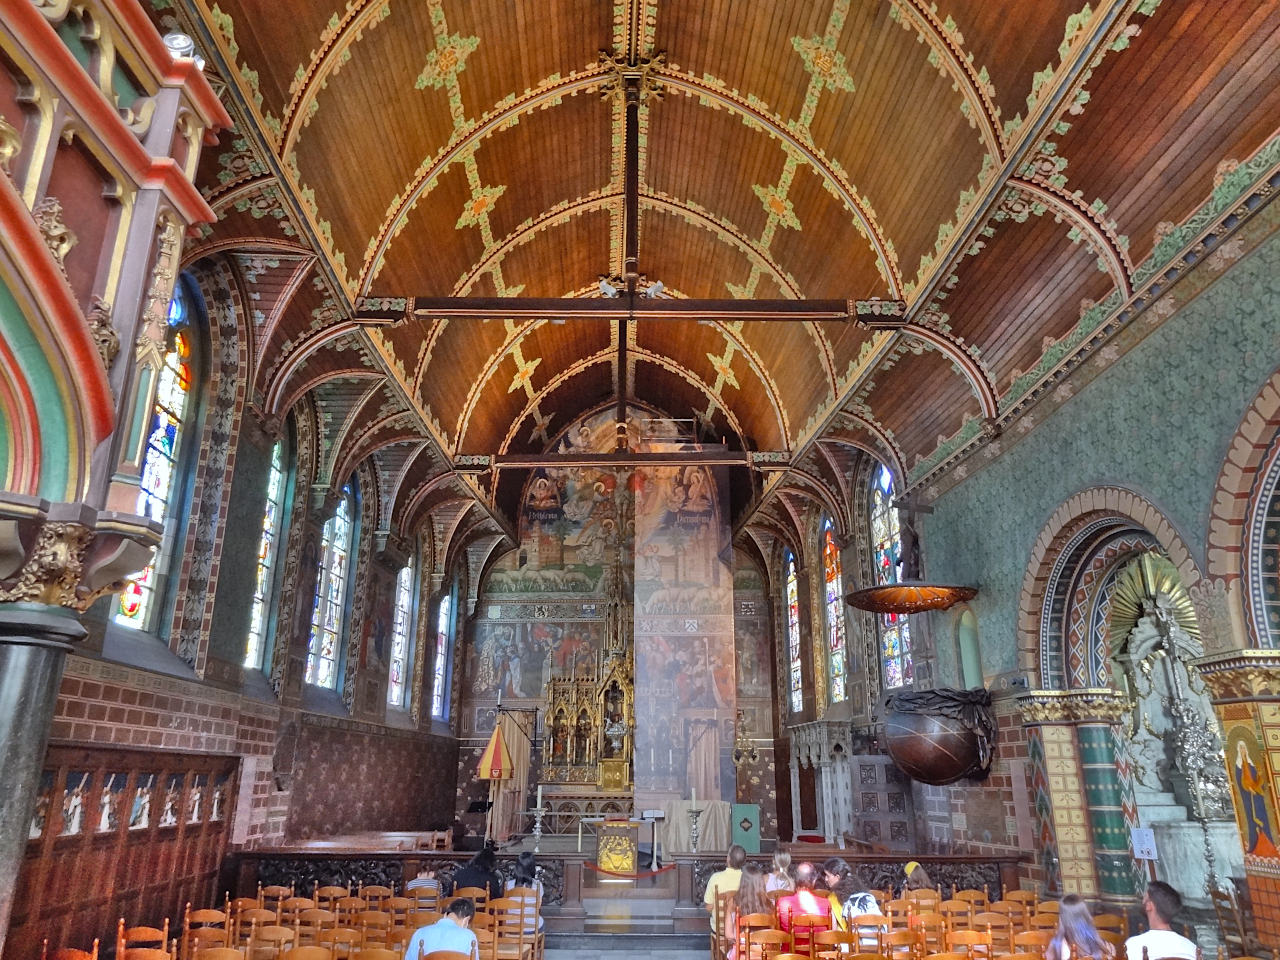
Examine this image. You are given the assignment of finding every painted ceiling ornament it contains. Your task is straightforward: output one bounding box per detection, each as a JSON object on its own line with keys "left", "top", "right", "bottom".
{"left": 792, "top": 34, "right": 856, "bottom": 94}
{"left": 86, "top": 296, "right": 120, "bottom": 370}
{"left": 415, "top": 31, "right": 480, "bottom": 91}
{"left": 32, "top": 196, "right": 76, "bottom": 272}
{"left": 0, "top": 116, "right": 19, "bottom": 174}
{"left": 457, "top": 183, "right": 507, "bottom": 230}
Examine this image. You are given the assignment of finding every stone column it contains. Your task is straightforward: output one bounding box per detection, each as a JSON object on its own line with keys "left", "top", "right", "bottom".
{"left": 0, "top": 605, "right": 84, "bottom": 953}
{"left": 790, "top": 743, "right": 803, "bottom": 838}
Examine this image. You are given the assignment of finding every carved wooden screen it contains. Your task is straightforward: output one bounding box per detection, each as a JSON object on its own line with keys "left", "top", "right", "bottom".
{"left": 6, "top": 745, "right": 238, "bottom": 960}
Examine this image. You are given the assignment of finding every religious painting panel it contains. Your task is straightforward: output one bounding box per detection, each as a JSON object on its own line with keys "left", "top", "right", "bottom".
{"left": 1223, "top": 706, "right": 1280, "bottom": 859}
{"left": 633, "top": 449, "right": 735, "bottom": 805}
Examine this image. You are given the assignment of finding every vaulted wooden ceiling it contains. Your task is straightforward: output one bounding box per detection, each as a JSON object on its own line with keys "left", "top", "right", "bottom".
{"left": 160, "top": 0, "right": 1280, "bottom": 547}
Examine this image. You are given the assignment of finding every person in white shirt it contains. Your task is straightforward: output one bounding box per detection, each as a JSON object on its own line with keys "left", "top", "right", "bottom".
{"left": 404, "top": 898, "right": 477, "bottom": 960}
{"left": 1125, "top": 882, "right": 1198, "bottom": 960}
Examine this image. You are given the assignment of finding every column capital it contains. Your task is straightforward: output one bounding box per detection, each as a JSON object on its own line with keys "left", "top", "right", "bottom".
{"left": 1192, "top": 649, "right": 1280, "bottom": 702}
{"left": 0, "top": 495, "right": 160, "bottom": 611}
{"left": 1018, "top": 687, "right": 1129, "bottom": 725}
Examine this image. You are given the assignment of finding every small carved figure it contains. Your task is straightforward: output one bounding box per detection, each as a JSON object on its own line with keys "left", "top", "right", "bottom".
{"left": 32, "top": 196, "right": 77, "bottom": 271}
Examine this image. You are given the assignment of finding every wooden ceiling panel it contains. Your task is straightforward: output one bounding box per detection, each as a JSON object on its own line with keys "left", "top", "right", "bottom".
{"left": 369, "top": 161, "right": 487, "bottom": 296}
{"left": 200, "top": 0, "right": 345, "bottom": 116}
{"left": 631, "top": 360, "right": 724, "bottom": 436}
{"left": 738, "top": 318, "right": 837, "bottom": 447}
{"left": 637, "top": 206, "right": 759, "bottom": 299}
{"left": 862, "top": 346, "right": 980, "bottom": 469}
{"left": 646, "top": 92, "right": 778, "bottom": 247}
{"left": 475, "top": 92, "right": 613, "bottom": 247}
{"left": 1056, "top": 0, "right": 1280, "bottom": 266}
{"left": 490, "top": 207, "right": 614, "bottom": 298}
{"left": 805, "top": 1, "right": 988, "bottom": 283}
{"left": 654, "top": 1, "right": 831, "bottom": 125}
{"left": 501, "top": 362, "right": 616, "bottom": 457}
{"left": 768, "top": 163, "right": 886, "bottom": 298}
{"left": 940, "top": 212, "right": 1116, "bottom": 393}
{"left": 942, "top": 0, "right": 1094, "bottom": 127}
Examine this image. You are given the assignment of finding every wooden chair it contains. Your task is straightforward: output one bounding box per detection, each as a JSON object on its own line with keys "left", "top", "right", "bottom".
{"left": 1012, "top": 930, "right": 1052, "bottom": 952}
{"left": 453, "top": 887, "right": 491, "bottom": 912}
{"left": 44, "top": 940, "right": 101, "bottom": 960}
{"left": 775, "top": 955, "right": 812, "bottom": 960}
{"left": 261, "top": 887, "right": 294, "bottom": 914}
{"left": 355, "top": 912, "right": 392, "bottom": 948}
{"left": 314, "top": 929, "right": 359, "bottom": 960}
{"left": 969, "top": 913, "right": 1011, "bottom": 955}
{"left": 119, "top": 920, "right": 172, "bottom": 954}
{"left": 750, "top": 929, "right": 794, "bottom": 960}
{"left": 883, "top": 900, "right": 914, "bottom": 929}
{"left": 500, "top": 889, "right": 543, "bottom": 960}
{"left": 811, "top": 929, "right": 857, "bottom": 960}
{"left": 382, "top": 929, "right": 413, "bottom": 954}
{"left": 997, "top": 954, "right": 1042, "bottom": 960}
{"left": 983, "top": 902, "right": 1022, "bottom": 927}
{"left": 1027, "top": 915, "right": 1059, "bottom": 932}
{"left": 184, "top": 906, "right": 230, "bottom": 960}
{"left": 1094, "top": 914, "right": 1127, "bottom": 938}
{"left": 357, "top": 887, "right": 393, "bottom": 910}
{"left": 712, "top": 889, "right": 735, "bottom": 960}
{"left": 351, "top": 951, "right": 398, "bottom": 960}
{"left": 738, "top": 912, "right": 777, "bottom": 959}
{"left": 912, "top": 912, "right": 947, "bottom": 956}
{"left": 922, "top": 953, "right": 968, "bottom": 960}
{"left": 194, "top": 950, "right": 244, "bottom": 960}
{"left": 953, "top": 890, "right": 989, "bottom": 910}
{"left": 939, "top": 901, "right": 971, "bottom": 932}
{"left": 907, "top": 890, "right": 941, "bottom": 906}
{"left": 296, "top": 909, "right": 338, "bottom": 947}
{"left": 879, "top": 927, "right": 921, "bottom": 960}
{"left": 236, "top": 912, "right": 277, "bottom": 950}
{"left": 123, "top": 950, "right": 173, "bottom": 960}
{"left": 1099, "top": 930, "right": 1126, "bottom": 950}
{"left": 384, "top": 898, "right": 414, "bottom": 930}
{"left": 279, "top": 949, "right": 330, "bottom": 960}
{"left": 332, "top": 899, "right": 366, "bottom": 927}
{"left": 314, "top": 888, "right": 350, "bottom": 913}
{"left": 472, "top": 926, "right": 497, "bottom": 960}
{"left": 946, "top": 927, "right": 992, "bottom": 960}
{"left": 1001, "top": 890, "right": 1038, "bottom": 918}
{"left": 1038, "top": 901, "right": 1060, "bottom": 914}
{"left": 421, "top": 953, "right": 471, "bottom": 960}
{"left": 252, "top": 925, "right": 295, "bottom": 960}
{"left": 490, "top": 899, "right": 533, "bottom": 960}
{"left": 846, "top": 916, "right": 889, "bottom": 951}
{"left": 279, "top": 899, "right": 316, "bottom": 928}
{"left": 792, "top": 913, "right": 832, "bottom": 957}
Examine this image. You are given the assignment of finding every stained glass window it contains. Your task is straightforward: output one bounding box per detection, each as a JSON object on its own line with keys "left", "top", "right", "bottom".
{"left": 115, "top": 287, "right": 196, "bottom": 630}
{"left": 388, "top": 563, "right": 413, "bottom": 707}
{"left": 305, "top": 485, "right": 354, "bottom": 689}
{"left": 871, "top": 464, "right": 913, "bottom": 688}
{"left": 823, "top": 518, "right": 847, "bottom": 703}
{"left": 245, "top": 441, "right": 286, "bottom": 670}
{"left": 431, "top": 592, "right": 453, "bottom": 719}
{"left": 785, "top": 552, "right": 803, "bottom": 713}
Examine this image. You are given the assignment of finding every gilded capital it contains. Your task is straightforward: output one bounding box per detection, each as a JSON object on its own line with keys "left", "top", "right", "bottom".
{"left": 1018, "top": 687, "right": 1130, "bottom": 724}
{"left": 1192, "top": 650, "right": 1280, "bottom": 701}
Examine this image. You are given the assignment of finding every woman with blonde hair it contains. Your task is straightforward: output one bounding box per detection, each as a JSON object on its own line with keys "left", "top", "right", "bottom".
{"left": 727, "top": 863, "right": 770, "bottom": 960}
{"left": 766, "top": 848, "right": 794, "bottom": 892}
{"left": 1047, "top": 894, "right": 1112, "bottom": 960}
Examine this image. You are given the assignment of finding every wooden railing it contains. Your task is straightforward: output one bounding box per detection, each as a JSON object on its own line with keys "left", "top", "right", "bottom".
{"left": 227, "top": 848, "right": 1029, "bottom": 933}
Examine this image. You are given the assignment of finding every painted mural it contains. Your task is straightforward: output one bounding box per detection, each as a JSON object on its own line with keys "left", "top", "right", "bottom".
{"left": 1223, "top": 717, "right": 1280, "bottom": 858}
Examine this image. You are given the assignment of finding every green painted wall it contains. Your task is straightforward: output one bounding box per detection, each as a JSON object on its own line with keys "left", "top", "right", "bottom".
{"left": 924, "top": 229, "right": 1280, "bottom": 678}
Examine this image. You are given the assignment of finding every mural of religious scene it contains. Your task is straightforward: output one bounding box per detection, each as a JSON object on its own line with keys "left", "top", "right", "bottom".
{"left": 158, "top": 773, "right": 183, "bottom": 828}
{"left": 28, "top": 771, "right": 54, "bottom": 841}
{"left": 1224, "top": 721, "right": 1280, "bottom": 859}
{"left": 98, "top": 773, "right": 128, "bottom": 833}
{"left": 129, "top": 774, "right": 156, "bottom": 830}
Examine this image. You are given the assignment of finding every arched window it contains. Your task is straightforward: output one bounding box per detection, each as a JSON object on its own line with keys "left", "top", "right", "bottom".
{"left": 306, "top": 484, "right": 355, "bottom": 689}
{"left": 822, "top": 517, "right": 847, "bottom": 703}
{"left": 115, "top": 282, "right": 201, "bottom": 631}
{"left": 871, "top": 464, "right": 912, "bottom": 688}
{"left": 388, "top": 562, "right": 414, "bottom": 707}
{"left": 245, "top": 439, "right": 286, "bottom": 670}
{"left": 785, "top": 551, "right": 803, "bottom": 713}
{"left": 430, "top": 590, "right": 454, "bottom": 719}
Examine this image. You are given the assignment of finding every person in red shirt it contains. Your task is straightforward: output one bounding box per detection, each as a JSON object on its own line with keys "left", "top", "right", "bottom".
{"left": 774, "top": 861, "right": 832, "bottom": 953}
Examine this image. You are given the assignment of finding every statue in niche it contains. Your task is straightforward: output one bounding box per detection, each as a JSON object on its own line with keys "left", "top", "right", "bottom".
{"left": 550, "top": 711, "right": 568, "bottom": 763}
{"left": 603, "top": 681, "right": 628, "bottom": 758}
{"left": 573, "top": 710, "right": 593, "bottom": 766}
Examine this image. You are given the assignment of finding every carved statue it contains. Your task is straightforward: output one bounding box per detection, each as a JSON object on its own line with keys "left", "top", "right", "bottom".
{"left": 32, "top": 196, "right": 76, "bottom": 271}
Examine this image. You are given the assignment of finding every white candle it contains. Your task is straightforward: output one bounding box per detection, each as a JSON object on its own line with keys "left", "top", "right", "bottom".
{"left": 537, "top": 785, "right": 543, "bottom": 809}
{"left": 692, "top": 788, "right": 696, "bottom": 807}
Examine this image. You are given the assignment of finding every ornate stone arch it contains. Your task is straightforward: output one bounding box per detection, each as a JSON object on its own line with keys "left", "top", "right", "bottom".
{"left": 1018, "top": 486, "right": 1202, "bottom": 687}
{"left": 1206, "top": 366, "right": 1280, "bottom": 648}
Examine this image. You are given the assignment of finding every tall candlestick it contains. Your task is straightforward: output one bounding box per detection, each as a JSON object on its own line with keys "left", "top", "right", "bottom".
{"left": 536, "top": 785, "right": 543, "bottom": 809}
{"left": 692, "top": 787, "right": 697, "bottom": 807}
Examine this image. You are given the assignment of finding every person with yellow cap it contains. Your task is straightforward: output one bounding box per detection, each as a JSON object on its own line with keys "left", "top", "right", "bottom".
{"left": 902, "top": 860, "right": 933, "bottom": 893}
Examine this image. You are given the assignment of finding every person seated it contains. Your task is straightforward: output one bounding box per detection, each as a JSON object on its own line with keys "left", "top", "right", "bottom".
{"left": 503, "top": 851, "right": 544, "bottom": 933}
{"left": 703, "top": 844, "right": 747, "bottom": 937}
{"left": 1047, "top": 894, "right": 1113, "bottom": 960}
{"left": 775, "top": 862, "right": 833, "bottom": 952}
{"left": 901, "top": 860, "right": 933, "bottom": 896}
{"left": 403, "top": 897, "right": 477, "bottom": 960}
{"left": 450, "top": 846, "right": 504, "bottom": 900}
{"left": 766, "top": 849, "right": 795, "bottom": 893}
{"left": 726, "top": 863, "right": 770, "bottom": 960}
{"left": 1125, "top": 882, "right": 1197, "bottom": 960}
{"left": 821, "top": 857, "right": 880, "bottom": 939}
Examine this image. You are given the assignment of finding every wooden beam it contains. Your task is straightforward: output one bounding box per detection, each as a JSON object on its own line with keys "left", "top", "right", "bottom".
{"left": 356, "top": 296, "right": 857, "bottom": 322}
{"left": 454, "top": 450, "right": 785, "bottom": 471}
